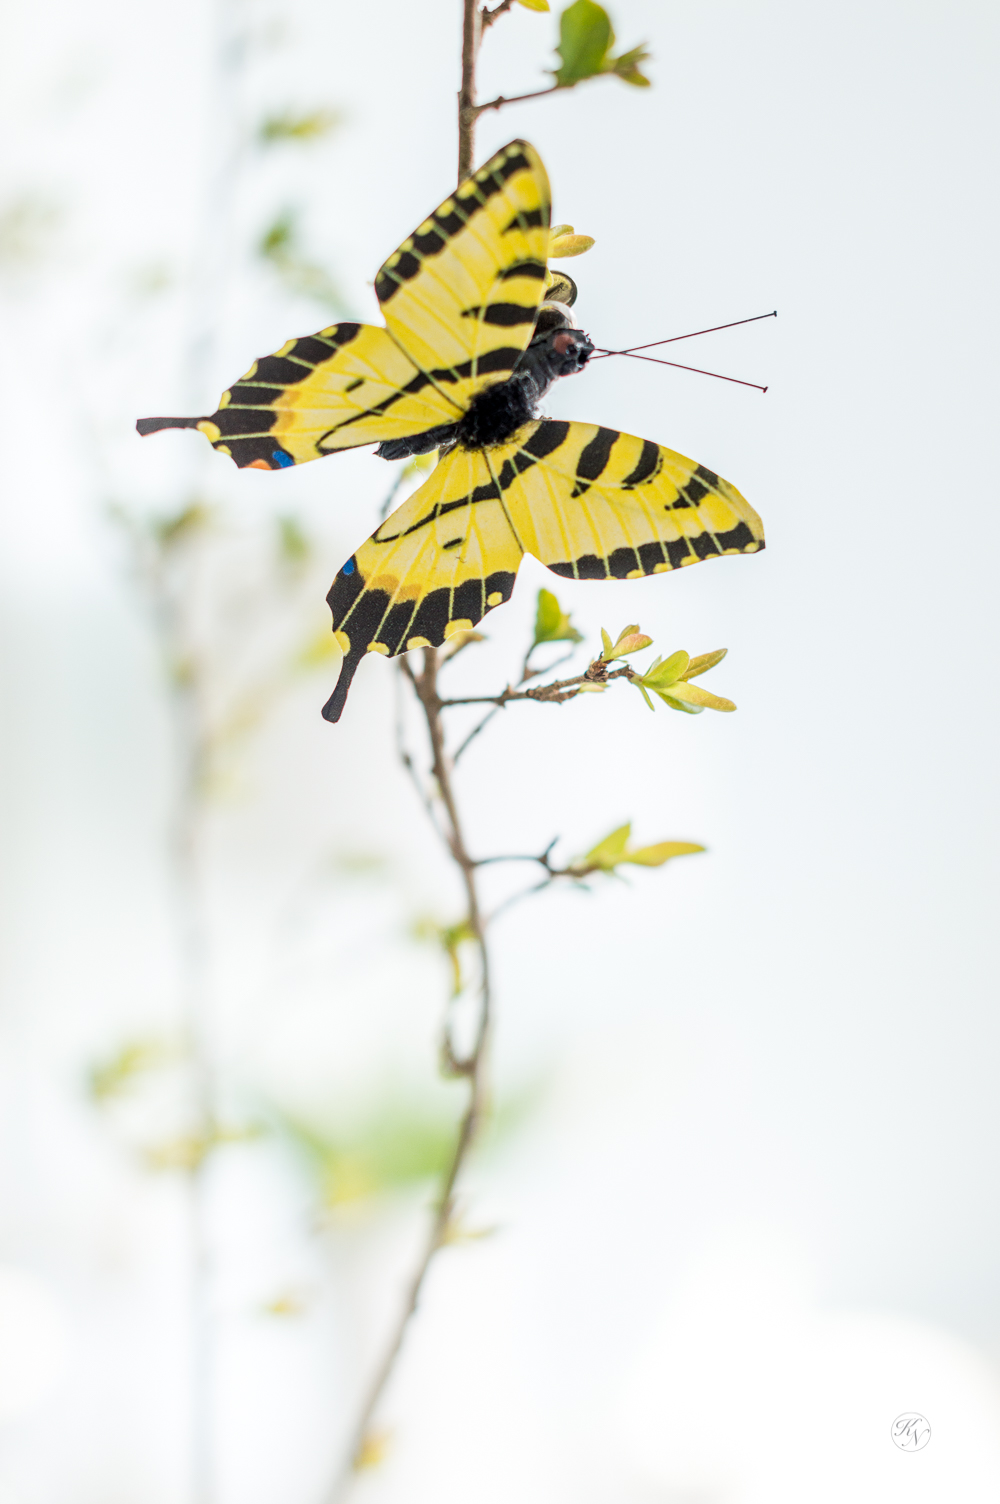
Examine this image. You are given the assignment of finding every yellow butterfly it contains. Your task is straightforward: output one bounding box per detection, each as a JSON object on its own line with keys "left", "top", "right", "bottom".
{"left": 138, "top": 140, "right": 764, "bottom": 722}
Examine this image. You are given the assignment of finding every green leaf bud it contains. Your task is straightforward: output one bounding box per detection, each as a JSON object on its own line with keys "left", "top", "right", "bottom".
{"left": 553, "top": 0, "right": 613, "bottom": 86}
{"left": 534, "top": 588, "right": 583, "bottom": 646}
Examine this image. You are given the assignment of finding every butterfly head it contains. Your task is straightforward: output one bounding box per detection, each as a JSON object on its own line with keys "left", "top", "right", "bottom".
{"left": 530, "top": 301, "right": 594, "bottom": 378}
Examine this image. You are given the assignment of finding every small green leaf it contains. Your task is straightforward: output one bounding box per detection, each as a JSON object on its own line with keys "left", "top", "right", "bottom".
{"left": 600, "top": 626, "right": 614, "bottom": 657}
{"left": 549, "top": 223, "right": 574, "bottom": 239}
{"left": 574, "top": 680, "right": 606, "bottom": 692}
{"left": 582, "top": 822, "right": 631, "bottom": 869}
{"left": 534, "top": 587, "right": 583, "bottom": 646}
{"left": 552, "top": 2, "right": 650, "bottom": 89}
{"left": 610, "top": 43, "right": 651, "bottom": 85}
{"left": 516, "top": 0, "right": 550, "bottom": 10}
{"left": 684, "top": 648, "right": 728, "bottom": 679}
{"left": 642, "top": 649, "right": 690, "bottom": 688}
{"left": 620, "top": 840, "right": 704, "bottom": 867}
{"left": 604, "top": 630, "right": 652, "bottom": 661}
{"left": 659, "top": 680, "right": 736, "bottom": 712}
{"left": 549, "top": 233, "right": 596, "bottom": 258}
{"left": 554, "top": 0, "right": 613, "bottom": 86}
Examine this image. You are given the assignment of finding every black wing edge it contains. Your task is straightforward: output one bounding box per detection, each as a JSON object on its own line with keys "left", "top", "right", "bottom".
{"left": 137, "top": 416, "right": 202, "bottom": 436}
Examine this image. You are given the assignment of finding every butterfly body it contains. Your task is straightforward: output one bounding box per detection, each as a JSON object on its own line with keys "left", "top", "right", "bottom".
{"left": 375, "top": 311, "right": 594, "bottom": 461}
{"left": 136, "top": 138, "right": 764, "bottom": 723}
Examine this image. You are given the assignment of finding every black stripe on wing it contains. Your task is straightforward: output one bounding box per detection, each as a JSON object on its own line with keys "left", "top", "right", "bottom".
{"left": 374, "top": 142, "right": 542, "bottom": 306}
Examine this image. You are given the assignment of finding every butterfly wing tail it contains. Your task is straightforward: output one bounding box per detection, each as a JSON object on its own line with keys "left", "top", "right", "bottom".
{"left": 136, "top": 416, "right": 202, "bottom": 435}
{"left": 321, "top": 641, "right": 364, "bottom": 723}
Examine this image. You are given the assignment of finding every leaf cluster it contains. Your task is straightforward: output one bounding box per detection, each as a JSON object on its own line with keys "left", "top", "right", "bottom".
{"left": 571, "top": 822, "right": 703, "bottom": 877}
{"left": 553, "top": 0, "right": 651, "bottom": 89}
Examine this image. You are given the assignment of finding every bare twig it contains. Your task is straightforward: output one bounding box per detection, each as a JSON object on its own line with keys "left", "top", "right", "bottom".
{"left": 442, "top": 661, "right": 634, "bottom": 709}
{"left": 458, "top": 0, "right": 481, "bottom": 182}
{"left": 480, "top": 0, "right": 516, "bottom": 31}
{"left": 472, "top": 86, "right": 562, "bottom": 118}
{"left": 475, "top": 838, "right": 560, "bottom": 871}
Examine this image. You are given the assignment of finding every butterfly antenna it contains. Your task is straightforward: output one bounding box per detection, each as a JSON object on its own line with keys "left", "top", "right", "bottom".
{"left": 613, "top": 309, "right": 777, "bottom": 357}
{"left": 592, "top": 349, "right": 768, "bottom": 393}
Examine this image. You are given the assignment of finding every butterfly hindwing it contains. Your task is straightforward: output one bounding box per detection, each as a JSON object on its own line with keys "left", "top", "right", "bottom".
{"left": 190, "top": 323, "right": 462, "bottom": 470}
{"left": 323, "top": 444, "right": 524, "bottom": 720}
{"left": 322, "top": 421, "right": 764, "bottom": 720}
{"left": 501, "top": 420, "right": 765, "bottom": 578}
{"left": 375, "top": 140, "right": 551, "bottom": 409}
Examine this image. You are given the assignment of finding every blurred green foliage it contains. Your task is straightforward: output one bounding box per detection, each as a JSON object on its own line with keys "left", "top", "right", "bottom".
{"left": 88, "top": 1037, "right": 179, "bottom": 1101}
{"left": 259, "top": 108, "right": 342, "bottom": 144}
{"left": 276, "top": 1102, "right": 461, "bottom": 1207}
{"left": 572, "top": 822, "right": 704, "bottom": 877}
{"left": 413, "top": 916, "right": 477, "bottom": 998}
{"left": 553, "top": 1, "right": 651, "bottom": 89}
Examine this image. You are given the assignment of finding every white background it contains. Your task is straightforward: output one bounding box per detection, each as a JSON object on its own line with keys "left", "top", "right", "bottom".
{"left": 0, "top": 0, "right": 998, "bottom": 1500}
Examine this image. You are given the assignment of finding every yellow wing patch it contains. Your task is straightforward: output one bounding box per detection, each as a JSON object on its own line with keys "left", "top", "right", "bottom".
{"left": 322, "top": 421, "right": 763, "bottom": 720}
{"left": 375, "top": 140, "right": 551, "bottom": 407}
{"left": 193, "top": 324, "right": 461, "bottom": 470}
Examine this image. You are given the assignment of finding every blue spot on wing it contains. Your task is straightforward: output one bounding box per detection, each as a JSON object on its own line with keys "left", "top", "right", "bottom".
{"left": 342, "top": 559, "right": 355, "bottom": 575}
{"left": 273, "top": 449, "right": 294, "bottom": 468}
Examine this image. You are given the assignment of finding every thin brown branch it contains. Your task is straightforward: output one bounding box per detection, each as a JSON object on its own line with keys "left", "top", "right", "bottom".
{"left": 327, "top": 647, "right": 493, "bottom": 1502}
{"left": 458, "top": 0, "right": 481, "bottom": 182}
{"left": 480, "top": 0, "right": 516, "bottom": 30}
{"left": 472, "top": 85, "right": 562, "bottom": 118}
{"left": 442, "top": 662, "right": 634, "bottom": 709}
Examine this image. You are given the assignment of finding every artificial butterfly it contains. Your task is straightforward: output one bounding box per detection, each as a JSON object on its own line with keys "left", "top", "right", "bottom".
{"left": 138, "top": 140, "right": 764, "bottom": 722}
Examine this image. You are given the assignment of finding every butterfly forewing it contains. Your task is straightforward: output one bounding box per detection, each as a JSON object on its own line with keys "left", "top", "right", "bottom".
{"left": 194, "top": 323, "right": 461, "bottom": 470}
{"left": 375, "top": 140, "right": 551, "bottom": 406}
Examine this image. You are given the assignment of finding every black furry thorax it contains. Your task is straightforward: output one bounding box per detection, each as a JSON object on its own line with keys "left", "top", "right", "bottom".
{"left": 374, "top": 318, "right": 594, "bottom": 461}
